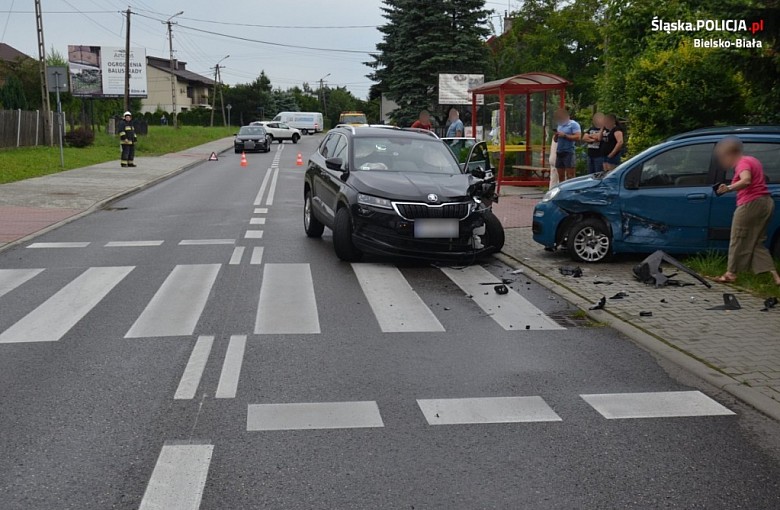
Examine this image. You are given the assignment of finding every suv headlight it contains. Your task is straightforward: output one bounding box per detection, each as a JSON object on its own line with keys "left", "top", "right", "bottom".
{"left": 358, "top": 193, "right": 392, "bottom": 209}
{"left": 541, "top": 187, "right": 560, "bottom": 203}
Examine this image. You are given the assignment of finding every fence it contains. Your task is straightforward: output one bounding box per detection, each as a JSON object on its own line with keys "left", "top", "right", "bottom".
{"left": 0, "top": 109, "right": 61, "bottom": 149}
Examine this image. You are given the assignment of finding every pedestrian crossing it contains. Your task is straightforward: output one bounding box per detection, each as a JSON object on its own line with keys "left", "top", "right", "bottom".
{"left": 0, "top": 262, "right": 564, "bottom": 344}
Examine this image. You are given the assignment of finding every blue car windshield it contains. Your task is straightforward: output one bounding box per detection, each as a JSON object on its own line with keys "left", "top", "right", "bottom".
{"left": 352, "top": 137, "right": 461, "bottom": 174}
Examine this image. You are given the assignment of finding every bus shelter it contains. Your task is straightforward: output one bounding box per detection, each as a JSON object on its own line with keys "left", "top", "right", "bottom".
{"left": 468, "top": 72, "right": 570, "bottom": 191}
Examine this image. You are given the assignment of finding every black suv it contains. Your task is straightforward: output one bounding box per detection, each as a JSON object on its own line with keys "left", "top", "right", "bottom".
{"left": 303, "top": 126, "right": 504, "bottom": 261}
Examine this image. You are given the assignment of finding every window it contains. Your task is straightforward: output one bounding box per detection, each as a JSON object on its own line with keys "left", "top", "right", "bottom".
{"left": 352, "top": 137, "right": 461, "bottom": 174}
{"left": 320, "top": 134, "right": 341, "bottom": 158}
{"left": 743, "top": 143, "right": 780, "bottom": 184}
{"left": 331, "top": 136, "right": 348, "bottom": 162}
{"left": 637, "top": 143, "right": 714, "bottom": 187}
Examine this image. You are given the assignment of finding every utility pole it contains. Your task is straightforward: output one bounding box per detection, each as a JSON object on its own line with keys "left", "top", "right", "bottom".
{"left": 164, "top": 11, "right": 183, "bottom": 128}
{"left": 318, "top": 73, "right": 330, "bottom": 115}
{"left": 219, "top": 68, "right": 227, "bottom": 127}
{"left": 34, "top": 0, "right": 52, "bottom": 145}
{"left": 124, "top": 7, "right": 131, "bottom": 112}
{"left": 210, "top": 55, "right": 228, "bottom": 127}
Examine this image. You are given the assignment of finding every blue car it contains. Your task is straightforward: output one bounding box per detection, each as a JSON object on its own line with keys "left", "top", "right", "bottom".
{"left": 533, "top": 126, "right": 780, "bottom": 263}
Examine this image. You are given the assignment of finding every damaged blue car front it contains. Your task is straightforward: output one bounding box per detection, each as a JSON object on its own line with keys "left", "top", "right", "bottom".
{"left": 532, "top": 127, "right": 780, "bottom": 263}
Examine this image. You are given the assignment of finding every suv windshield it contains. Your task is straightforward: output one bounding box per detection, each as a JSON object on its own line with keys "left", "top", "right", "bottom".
{"left": 352, "top": 137, "right": 461, "bottom": 174}
{"left": 239, "top": 126, "right": 265, "bottom": 136}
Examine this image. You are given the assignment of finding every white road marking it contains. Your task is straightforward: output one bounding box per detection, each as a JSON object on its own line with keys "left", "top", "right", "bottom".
{"left": 441, "top": 265, "right": 564, "bottom": 331}
{"left": 417, "top": 396, "right": 562, "bottom": 425}
{"left": 250, "top": 247, "right": 264, "bottom": 265}
{"left": 247, "top": 401, "right": 384, "bottom": 431}
{"left": 138, "top": 443, "right": 213, "bottom": 510}
{"left": 0, "top": 268, "right": 44, "bottom": 299}
{"left": 581, "top": 391, "right": 736, "bottom": 419}
{"left": 249, "top": 217, "right": 266, "bottom": 225}
{"left": 244, "top": 230, "right": 264, "bottom": 239}
{"left": 27, "top": 242, "right": 90, "bottom": 248}
{"left": 125, "top": 264, "right": 221, "bottom": 338}
{"left": 105, "top": 240, "right": 164, "bottom": 247}
{"left": 0, "top": 266, "right": 133, "bottom": 344}
{"left": 351, "top": 263, "right": 444, "bottom": 333}
{"left": 215, "top": 335, "right": 246, "bottom": 399}
{"left": 255, "top": 263, "right": 320, "bottom": 334}
{"left": 179, "top": 239, "right": 235, "bottom": 246}
{"left": 253, "top": 168, "right": 273, "bottom": 206}
{"left": 254, "top": 208, "right": 268, "bottom": 214}
{"left": 228, "top": 246, "right": 245, "bottom": 265}
{"left": 265, "top": 168, "right": 280, "bottom": 206}
{"left": 173, "top": 336, "right": 214, "bottom": 400}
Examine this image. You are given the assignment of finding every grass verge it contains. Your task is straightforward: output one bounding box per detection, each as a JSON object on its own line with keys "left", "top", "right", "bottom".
{"left": 0, "top": 126, "right": 234, "bottom": 184}
{"left": 686, "top": 250, "right": 780, "bottom": 298}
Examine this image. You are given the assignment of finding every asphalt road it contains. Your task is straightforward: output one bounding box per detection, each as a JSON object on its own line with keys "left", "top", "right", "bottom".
{"left": 2, "top": 135, "right": 780, "bottom": 509}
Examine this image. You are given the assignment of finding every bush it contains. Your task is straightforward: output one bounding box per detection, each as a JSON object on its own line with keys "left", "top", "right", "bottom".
{"left": 64, "top": 127, "right": 95, "bottom": 148}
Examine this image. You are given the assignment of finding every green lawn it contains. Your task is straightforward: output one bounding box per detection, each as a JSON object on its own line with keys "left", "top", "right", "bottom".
{"left": 0, "top": 126, "right": 234, "bottom": 185}
{"left": 686, "top": 251, "right": 780, "bottom": 298}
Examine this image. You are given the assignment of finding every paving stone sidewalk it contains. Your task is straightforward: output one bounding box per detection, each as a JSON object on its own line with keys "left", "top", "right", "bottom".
{"left": 0, "top": 137, "right": 233, "bottom": 250}
{"left": 501, "top": 223, "right": 780, "bottom": 408}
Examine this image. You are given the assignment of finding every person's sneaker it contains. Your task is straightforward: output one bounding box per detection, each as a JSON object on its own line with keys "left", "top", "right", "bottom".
{"left": 128, "top": 163, "right": 137, "bottom": 167}
{"left": 121, "top": 164, "right": 128, "bottom": 167}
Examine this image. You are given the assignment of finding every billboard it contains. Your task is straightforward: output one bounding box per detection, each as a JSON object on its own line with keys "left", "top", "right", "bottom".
{"left": 67, "top": 45, "right": 148, "bottom": 98}
{"left": 438, "top": 74, "right": 484, "bottom": 105}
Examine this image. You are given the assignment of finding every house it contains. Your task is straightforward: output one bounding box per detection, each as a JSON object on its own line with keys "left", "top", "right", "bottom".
{"left": 141, "top": 56, "right": 214, "bottom": 114}
{"left": 0, "top": 43, "right": 33, "bottom": 87}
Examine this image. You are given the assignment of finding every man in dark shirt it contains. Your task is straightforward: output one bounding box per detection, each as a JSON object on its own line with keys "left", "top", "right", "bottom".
{"left": 582, "top": 112, "right": 605, "bottom": 174}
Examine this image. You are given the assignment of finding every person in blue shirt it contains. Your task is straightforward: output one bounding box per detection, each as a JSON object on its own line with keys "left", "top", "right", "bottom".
{"left": 553, "top": 108, "right": 581, "bottom": 182}
{"left": 446, "top": 108, "right": 464, "bottom": 138}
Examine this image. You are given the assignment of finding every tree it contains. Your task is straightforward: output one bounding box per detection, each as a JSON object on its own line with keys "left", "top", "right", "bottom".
{"left": 0, "top": 74, "right": 29, "bottom": 110}
{"left": 624, "top": 42, "right": 746, "bottom": 151}
{"left": 368, "top": 0, "right": 491, "bottom": 125}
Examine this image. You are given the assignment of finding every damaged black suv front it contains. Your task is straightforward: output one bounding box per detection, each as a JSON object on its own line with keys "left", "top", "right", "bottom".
{"left": 304, "top": 127, "right": 505, "bottom": 262}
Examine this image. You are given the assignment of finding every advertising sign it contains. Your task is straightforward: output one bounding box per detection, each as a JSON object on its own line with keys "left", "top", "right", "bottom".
{"left": 438, "top": 73, "right": 484, "bottom": 105}
{"left": 67, "top": 45, "right": 148, "bottom": 98}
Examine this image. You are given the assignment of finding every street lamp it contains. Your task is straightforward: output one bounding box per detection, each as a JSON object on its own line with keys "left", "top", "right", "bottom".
{"left": 226, "top": 104, "right": 232, "bottom": 127}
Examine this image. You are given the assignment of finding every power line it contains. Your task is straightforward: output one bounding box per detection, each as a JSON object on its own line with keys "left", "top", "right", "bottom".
{"left": 0, "top": 0, "right": 14, "bottom": 42}
{"left": 176, "top": 24, "right": 375, "bottom": 55}
{"left": 129, "top": 7, "right": 376, "bottom": 29}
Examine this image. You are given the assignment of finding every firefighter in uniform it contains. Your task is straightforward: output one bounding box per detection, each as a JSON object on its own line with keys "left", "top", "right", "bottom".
{"left": 119, "top": 111, "right": 137, "bottom": 167}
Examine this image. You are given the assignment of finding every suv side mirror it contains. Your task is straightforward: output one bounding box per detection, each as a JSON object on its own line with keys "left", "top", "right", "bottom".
{"left": 325, "top": 157, "right": 344, "bottom": 171}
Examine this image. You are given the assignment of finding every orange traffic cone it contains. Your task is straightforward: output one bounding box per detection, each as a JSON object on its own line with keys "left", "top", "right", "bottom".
{"left": 296, "top": 153, "right": 303, "bottom": 166}
{"left": 240, "top": 152, "right": 248, "bottom": 167}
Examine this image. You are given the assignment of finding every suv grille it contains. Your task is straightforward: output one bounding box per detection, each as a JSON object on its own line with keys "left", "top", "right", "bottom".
{"left": 393, "top": 201, "right": 472, "bottom": 220}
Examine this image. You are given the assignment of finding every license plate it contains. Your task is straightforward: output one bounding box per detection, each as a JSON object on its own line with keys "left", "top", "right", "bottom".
{"left": 414, "top": 218, "right": 459, "bottom": 238}
{"left": 245, "top": 140, "right": 255, "bottom": 150}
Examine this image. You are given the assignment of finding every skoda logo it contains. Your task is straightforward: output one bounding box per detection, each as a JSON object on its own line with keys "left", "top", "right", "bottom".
{"left": 427, "top": 193, "right": 439, "bottom": 203}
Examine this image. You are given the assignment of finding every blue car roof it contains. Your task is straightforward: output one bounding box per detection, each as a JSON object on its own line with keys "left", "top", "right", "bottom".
{"left": 665, "top": 125, "right": 780, "bottom": 141}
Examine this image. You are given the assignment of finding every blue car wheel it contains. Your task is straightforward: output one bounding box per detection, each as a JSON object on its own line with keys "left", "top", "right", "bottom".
{"left": 567, "top": 218, "right": 612, "bottom": 263}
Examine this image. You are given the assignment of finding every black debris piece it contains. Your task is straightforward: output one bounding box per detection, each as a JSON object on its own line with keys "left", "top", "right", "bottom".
{"left": 639, "top": 311, "right": 653, "bottom": 317}
{"left": 593, "top": 281, "right": 613, "bottom": 285}
{"left": 707, "top": 293, "right": 742, "bottom": 311}
{"left": 502, "top": 278, "right": 514, "bottom": 284}
{"left": 443, "top": 307, "right": 451, "bottom": 311}
{"left": 660, "top": 299, "right": 668, "bottom": 303}
{"left": 761, "top": 297, "right": 778, "bottom": 312}
{"left": 494, "top": 284, "right": 509, "bottom": 295}
{"left": 559, "top": 266, "right": 583, "bottom": 278}
{"left": 610, "top": 292, "right": 629, "bottom": 300}
{"left": 525, "top": 325, "right": 530, "bottom": 330}
{"left": 589, "top": 296, "right": 606, "bottom": 310}
{"left": 633, "top": 250, "right": 712, "bottom": 288}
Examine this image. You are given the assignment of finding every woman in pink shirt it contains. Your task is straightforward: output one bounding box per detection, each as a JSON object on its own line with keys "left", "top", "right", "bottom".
{"left": 714, "top": 136, "right": 780, "bottom": 285}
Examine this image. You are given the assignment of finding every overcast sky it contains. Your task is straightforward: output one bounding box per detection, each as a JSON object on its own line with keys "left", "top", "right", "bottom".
{"left": 0, "top": 0, "right": 511, "bottom": 98}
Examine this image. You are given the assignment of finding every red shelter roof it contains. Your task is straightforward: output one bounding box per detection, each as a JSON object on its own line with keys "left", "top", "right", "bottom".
{"left": 469, "top": 72, "right": 570, "bottom": 95}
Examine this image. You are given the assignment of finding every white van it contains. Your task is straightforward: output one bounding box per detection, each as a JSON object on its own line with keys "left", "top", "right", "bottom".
{"left": 272, "top": 112, "right": 324, "bottom": 135}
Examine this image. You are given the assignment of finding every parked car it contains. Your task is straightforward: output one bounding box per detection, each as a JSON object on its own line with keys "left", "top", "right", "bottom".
{"left": 250, "top": 121, "right": 301, "bottom": 143}
{"left": 303, "top": 125, "right": 504, "bottom": 262}
{"left": 532, "top": 126, "right": 780, "bottom": 263}
{"left": 272, "top": 112, "right": 323, "bottom": 135}
{"left": 234, "top": 125, "right": 271, "bottom": 153}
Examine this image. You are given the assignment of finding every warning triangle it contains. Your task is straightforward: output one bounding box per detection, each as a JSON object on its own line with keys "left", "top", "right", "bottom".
{"left": 208, "top": 152, "right": 218, "bottom": 161}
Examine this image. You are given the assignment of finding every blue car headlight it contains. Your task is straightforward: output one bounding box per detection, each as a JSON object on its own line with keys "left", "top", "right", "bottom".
{"left": 358, "top": 193, "right": 392, "bottom": 209}
{"left": 541, "top": 187, "right": 560, "bottom": 203}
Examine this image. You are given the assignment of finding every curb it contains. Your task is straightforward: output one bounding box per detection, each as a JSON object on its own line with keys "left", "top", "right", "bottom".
{"left": 496, "top": 250, "right": 780, "bottom": 423}
{"left": 0, "top": 144, "right": 233, "bottom": 255}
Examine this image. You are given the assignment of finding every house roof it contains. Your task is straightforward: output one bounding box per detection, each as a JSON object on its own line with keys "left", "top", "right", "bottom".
{"left": 0, "top": 43, "right": 32, "bottom": 63}
{"left": 469, "top": 73, "right": 570, "bottom": 95}
{"left": 147, "top": 56, "right": 214, "bottom": 86}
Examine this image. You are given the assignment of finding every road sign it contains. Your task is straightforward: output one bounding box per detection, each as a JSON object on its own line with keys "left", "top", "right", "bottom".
{"left": 46, "top": 66, "right": 69, "bottom": 93}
